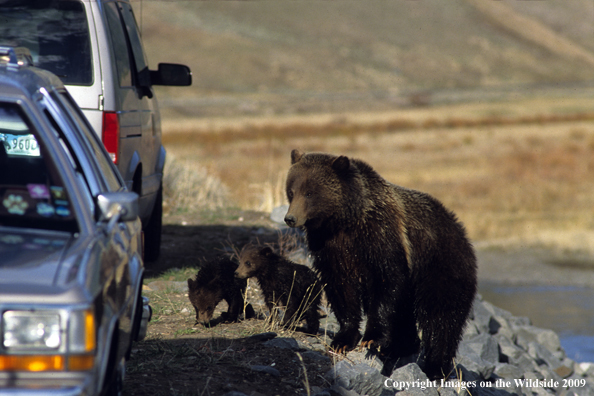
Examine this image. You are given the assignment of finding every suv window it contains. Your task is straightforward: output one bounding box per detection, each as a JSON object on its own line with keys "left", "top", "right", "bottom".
{"left": 0, "top": 0, "right": 92, "bottom": 86}
{"left": 0, "top": 102, "right": 78, "bottom": 232}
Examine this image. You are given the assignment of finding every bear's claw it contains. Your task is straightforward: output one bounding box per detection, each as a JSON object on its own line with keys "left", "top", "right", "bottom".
{"left": 359, "top": 340, "right": 375, "bottom": 350}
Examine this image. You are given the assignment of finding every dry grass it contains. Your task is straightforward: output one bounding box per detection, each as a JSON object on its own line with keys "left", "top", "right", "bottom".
{"left": 162, "top": 102, "right": 594, "bottom": 254}
{"left": 163, "top": 156, "right": 231, "bottom": 214}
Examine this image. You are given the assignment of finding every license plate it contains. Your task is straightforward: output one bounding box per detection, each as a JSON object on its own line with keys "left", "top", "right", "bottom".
{"left": 1, "top": 134, "right": 40, "bottom": 157}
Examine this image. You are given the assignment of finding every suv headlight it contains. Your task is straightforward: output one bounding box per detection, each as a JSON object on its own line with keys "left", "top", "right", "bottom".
{"left": 3, "top": 311, "right": 61, "bottom": 350}
{"left": 0, "top": 309, "right": 95, "bottom": 372}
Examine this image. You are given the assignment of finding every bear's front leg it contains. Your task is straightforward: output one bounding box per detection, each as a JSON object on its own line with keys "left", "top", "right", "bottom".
{"left": 330, "top": 306, "right": 363, "bottom": 353}
{"left": 323, "top": 273, "right": 364, "bottom": 353}
{"left": 224, "top": 296, "right": 243, "bottom": 323}
{"left": 331, "top": 320, "right": 362, "bottom": 353}
{"left": 361, "top": 314, "right": 385, "bottom": 351}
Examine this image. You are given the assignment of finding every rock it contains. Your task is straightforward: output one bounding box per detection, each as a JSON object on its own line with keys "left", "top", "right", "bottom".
{"left": 510, "top": 353, "right": 541, "bottom": 376}
{"left": 325, "top": 384, "right": 361, "bottom": 396}
{"left": 326, "top": 361, "right": 360, "bottom": 390}
{"left": 263, "top": 337, "right": 300, "bottom": 351}
{"left": 326, "top": 361, "right": 390, "bottom": 396}
{"left": 460, "top": 333, "right": 499, "bottom": 364}
{"left": 528, "top": 342, "right": 563, "bottom": 368}
{"left": 576, "top": 362, "right": 594, "bottom": 377}
{"left": 344, "top": 349, "right": 385, "bottom": 372}
{"left": 250, "top": 365, "right": 281, "bottom": 377}
{"left": 493, "top": 362, "right": 525, "bottom": 380}
{"left": 463, "top": 321, "right": 480, "bottom": 338}
{"left": 298, "top": 336, "right": 327, "bottom": 353}
{"left": 301, "top": 350, "right": 332, "bottom": 365}
{"left": 270, "top": 205, "right": 289, "bottom": 224}
{"left": 247, "top": 332, "right": 277, "bottom": 342}
{"left": 472, "top": 298, "right": 493, "bottom": 334}
{"left": 457, "top": 333, "right": 498, "bottom": 378}
{"left": 495, "top": 333, "right": 525, "bottom": 363}
{"left": 515, "top": 326, "right": 562, "bottom": 355}
{"left": 388, "top": 363, "right": 438, "bottom": 396}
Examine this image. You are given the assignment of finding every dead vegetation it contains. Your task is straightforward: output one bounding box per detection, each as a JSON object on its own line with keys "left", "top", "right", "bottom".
{"left": 162, "top": 100, "right": 594, "bottom": 257}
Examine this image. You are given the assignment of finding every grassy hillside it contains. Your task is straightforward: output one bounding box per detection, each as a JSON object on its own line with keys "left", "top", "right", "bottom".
{"left": 134, "top": 0, "right": 594, "bottom": 118}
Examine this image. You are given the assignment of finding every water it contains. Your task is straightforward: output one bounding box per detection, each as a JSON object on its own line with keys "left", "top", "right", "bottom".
{"left": 479, "top": 282, "right": 594, "bottom": 363}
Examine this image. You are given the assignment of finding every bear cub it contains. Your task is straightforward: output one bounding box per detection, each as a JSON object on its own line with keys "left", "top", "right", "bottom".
{"left": 187, "top": 256, "right": 255, "bottom": 326}
{"left": 284, "top": 150, "right": 477, "bottom": 379}
{"left": 235, "top": 244, "right": 323, "bottom": 335}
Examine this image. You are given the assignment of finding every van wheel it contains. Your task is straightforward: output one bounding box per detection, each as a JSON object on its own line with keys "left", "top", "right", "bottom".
{"left": 143, "top": 185, "right": 162, "bottom": 262}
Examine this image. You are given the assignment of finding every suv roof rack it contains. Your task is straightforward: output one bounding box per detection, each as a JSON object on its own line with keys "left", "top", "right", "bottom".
{"left": 0, "top": 46, "right": 34, "bottom": 69}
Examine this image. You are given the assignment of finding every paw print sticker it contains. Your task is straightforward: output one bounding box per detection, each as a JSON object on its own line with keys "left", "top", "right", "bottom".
{"left": 3, "top": 194, "right": 29, "bottom": 215}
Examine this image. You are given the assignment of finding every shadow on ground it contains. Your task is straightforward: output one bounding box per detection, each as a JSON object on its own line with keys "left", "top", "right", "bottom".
{"left": 145, "top": 212, "right": 284, "bottom": 278}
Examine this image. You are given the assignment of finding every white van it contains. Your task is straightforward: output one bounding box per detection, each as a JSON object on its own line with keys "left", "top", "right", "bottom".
{"left": 0, "top": 0, "right": 192, "bottom": 261}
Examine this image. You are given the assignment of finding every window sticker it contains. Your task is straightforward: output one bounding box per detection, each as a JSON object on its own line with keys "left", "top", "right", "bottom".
{"left": 0, "top": 235, "right": 24, "bottom": 245}
{"left": 55, "top": 206, "right": 71, "bottom": 217}
{"left": 28, "top": 184, "right": 51, "bottom": 199}
{"left": 3, "top": 194, "right": 28, "bottom": 215}
{"left": 37, "top": 202, "right": 55, "bottom": 217}
{"left": 50, "top": 186, "right": 69, "bottom": 206}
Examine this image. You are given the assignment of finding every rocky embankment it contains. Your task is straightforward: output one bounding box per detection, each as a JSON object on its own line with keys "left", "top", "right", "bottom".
{"left": 214, "top": 294, "right": 594, "bottom": 396}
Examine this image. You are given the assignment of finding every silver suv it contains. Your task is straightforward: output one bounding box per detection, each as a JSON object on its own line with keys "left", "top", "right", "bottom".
{"left": 0, "top": 47, "right": 149, "bottom": 395}
{"left": 0, "top": 0, "right": 192, "bottom": 261}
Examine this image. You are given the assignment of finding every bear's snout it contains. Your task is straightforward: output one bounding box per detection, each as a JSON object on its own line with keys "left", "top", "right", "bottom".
{"left": 284, "top": 214, "right": 297, "bottom": 227}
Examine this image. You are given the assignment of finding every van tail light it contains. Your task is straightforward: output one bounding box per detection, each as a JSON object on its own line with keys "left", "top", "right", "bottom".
{"left": 102, "top": 111, "right": 119, "bottom": 164}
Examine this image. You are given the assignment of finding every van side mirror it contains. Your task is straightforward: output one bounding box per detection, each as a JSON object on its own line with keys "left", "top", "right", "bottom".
{"left": 150, "top": 63, "right": 192, "bottom": 86}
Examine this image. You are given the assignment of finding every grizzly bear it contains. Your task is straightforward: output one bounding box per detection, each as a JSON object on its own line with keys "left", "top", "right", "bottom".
{"left": 284, "top": 150, "right": 477, "bottom": 379}
{"left": 235, "top": 244, "right": 323, "bottom": 335}
{"left": 187, "top": 257, "right": 255, "bottom": 326}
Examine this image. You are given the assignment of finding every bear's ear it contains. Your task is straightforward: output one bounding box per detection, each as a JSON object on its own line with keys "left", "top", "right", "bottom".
{"left": 291, "top": 149, "right": 304, "bottom": 165}
{"left": 260, "top": 246, "right": 274, "bottom": 257}
{"left": 332, "top": 155, "right": 350, "bottom": 174}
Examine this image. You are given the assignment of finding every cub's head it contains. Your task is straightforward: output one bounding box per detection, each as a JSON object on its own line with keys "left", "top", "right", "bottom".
{"left": 187, "top": 277, "right": 223, "bottom": 324}
{"left": 235, "top": 244, "right": 275, "bottom": 279}
{"left": 284, "top": 149, "right": 353, "bottom": 229}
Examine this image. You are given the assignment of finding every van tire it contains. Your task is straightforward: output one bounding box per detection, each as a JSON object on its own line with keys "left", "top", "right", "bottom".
{"left": 143, "top": 184, "right": 162, "bottom": 262}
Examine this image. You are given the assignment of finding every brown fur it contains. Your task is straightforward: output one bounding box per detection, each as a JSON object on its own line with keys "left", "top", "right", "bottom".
{"left": 285, "top": 150, "right": 477, "bottom": 379}
{"left": 187, "top": 257, "right": 255, "bottom": 325}
{"left": 235, "top": 244, "right": 323, "bottom": 335}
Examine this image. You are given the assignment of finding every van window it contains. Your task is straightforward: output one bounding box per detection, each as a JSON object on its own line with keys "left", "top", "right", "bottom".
{"left": 0, "top": 0, "right": 93, "bottom": 86}
{"left": 118, "top": 3, "right": 148, "bottom": 74}
{"left": 104, "top": 2, "right": 132, "bottom": 88}
{"left": 58, "top": 92, "right": 123, "bottom": 192}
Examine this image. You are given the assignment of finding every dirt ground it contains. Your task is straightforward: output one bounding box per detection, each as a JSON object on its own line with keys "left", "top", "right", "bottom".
{"left": 124, "top": 209, "right": 339, "bottom": 396}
